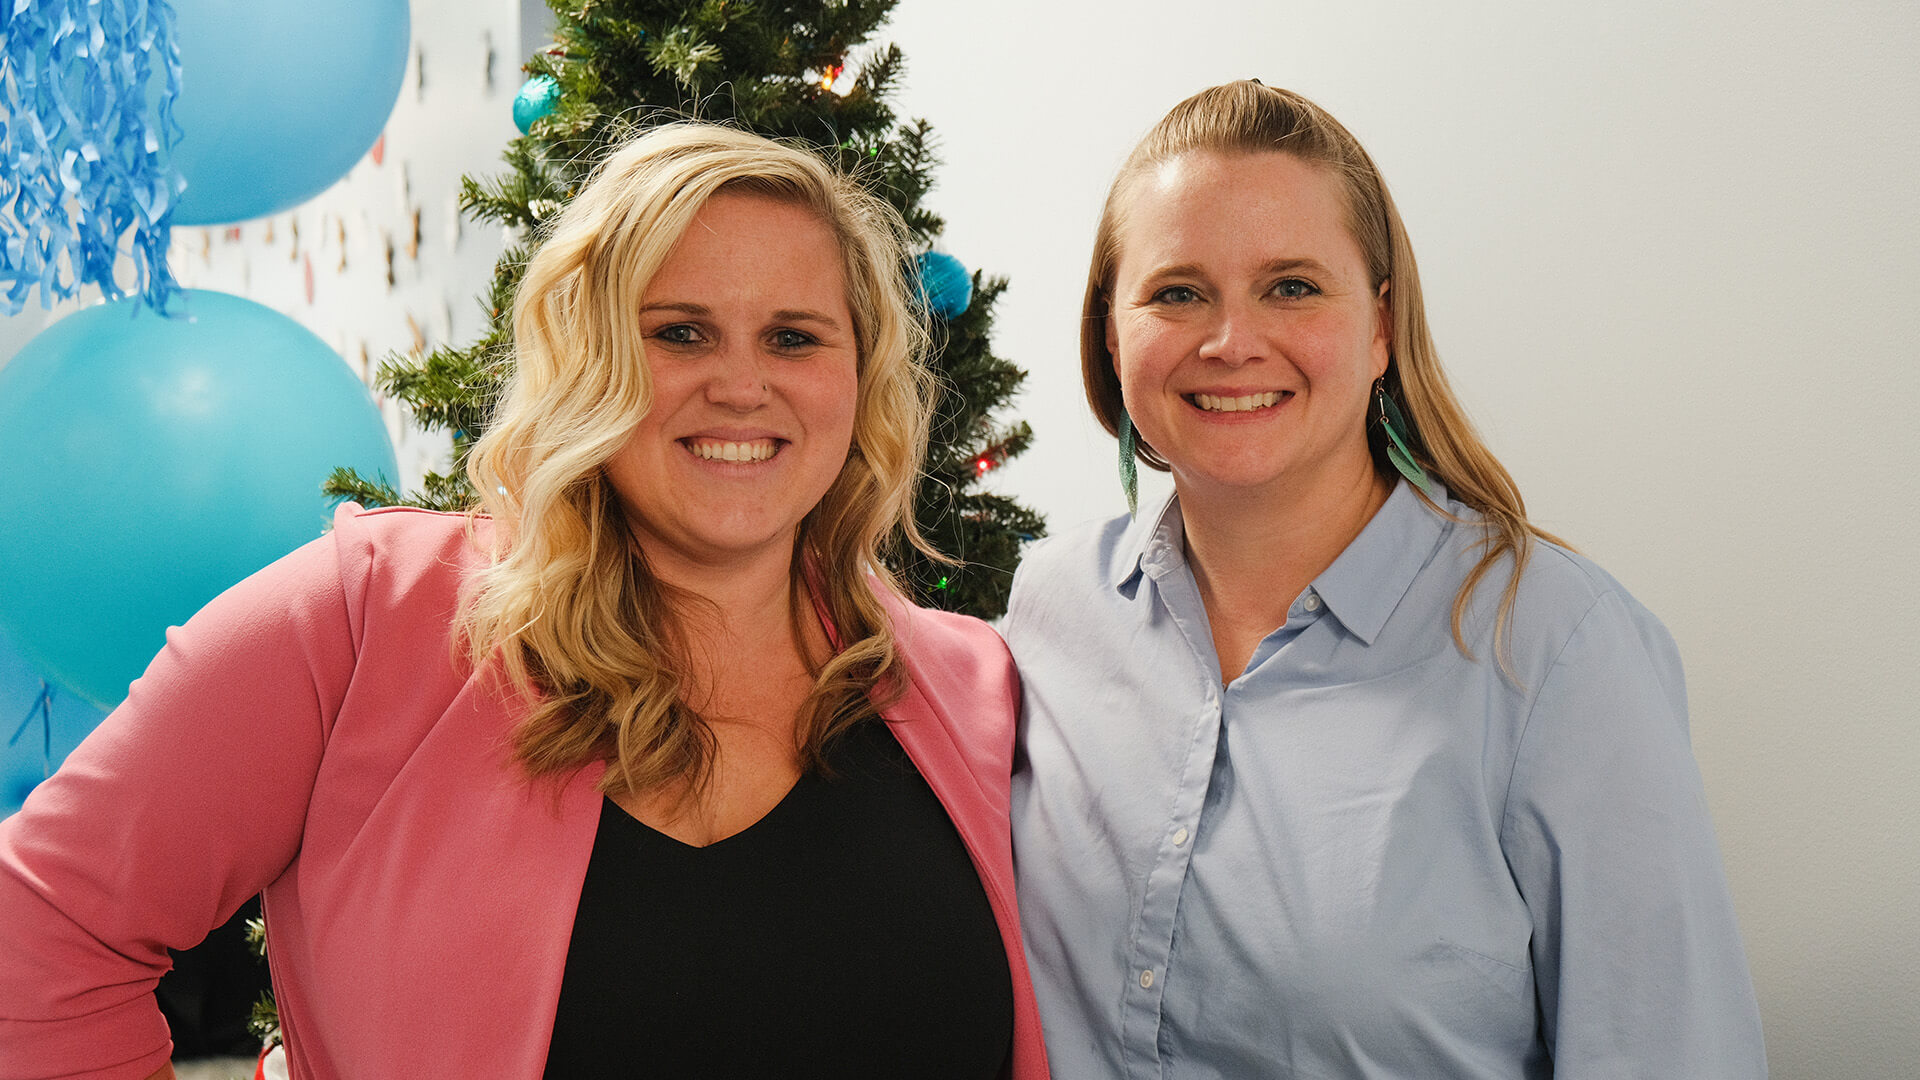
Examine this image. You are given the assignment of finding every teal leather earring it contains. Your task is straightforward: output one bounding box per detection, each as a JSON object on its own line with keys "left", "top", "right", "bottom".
{"left": 1374, "top": 376, "right": 1435, "bottom": 497}
{"left": 1117, "top": 409, "right": 1139, "bottom": 517}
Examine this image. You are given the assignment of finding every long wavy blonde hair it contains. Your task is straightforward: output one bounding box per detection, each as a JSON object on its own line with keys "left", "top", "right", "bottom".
{"left": 464, "top": 122, "right": 936, "bottom": 798}
{"left": 1082, "top": 81, "right": 1565, "bottom": 663}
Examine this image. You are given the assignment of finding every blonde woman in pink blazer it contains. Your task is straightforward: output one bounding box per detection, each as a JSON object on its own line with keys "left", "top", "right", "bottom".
{"left": 0, "top": 124, "right": 1049, "bottom": 1080}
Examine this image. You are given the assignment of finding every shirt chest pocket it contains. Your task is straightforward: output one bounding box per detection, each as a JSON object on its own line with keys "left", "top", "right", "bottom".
{"left": 1426, "top": 938, "right": 1534, "bottom": 1004}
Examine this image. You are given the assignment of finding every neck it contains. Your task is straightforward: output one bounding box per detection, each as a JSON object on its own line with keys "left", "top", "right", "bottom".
{"left": 638, "top": 537, "right": 824, "bottom": 713}
{"left": 613, "top": 536, "right": 832, "bottom": 846}
{"left": 1175, "top": 460, "right": 1391, "bottom": 678}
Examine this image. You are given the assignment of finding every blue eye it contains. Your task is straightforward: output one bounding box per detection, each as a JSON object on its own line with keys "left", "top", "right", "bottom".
{"left": 770, "top": 328, "right": 817, "bottom": 350}
{"left": 1273, "top": 278, "right": 1319, "bottom": 299}
{"left": 655, "top": 324, "right": 703, "bottom": 345}
{"left": 1153, "top": 285, "right": 1199, "bottom": 304}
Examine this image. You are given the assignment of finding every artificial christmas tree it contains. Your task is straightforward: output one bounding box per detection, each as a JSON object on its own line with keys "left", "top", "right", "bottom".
{"left": 327, "top": 0, "right": 1042, "bottom": 617}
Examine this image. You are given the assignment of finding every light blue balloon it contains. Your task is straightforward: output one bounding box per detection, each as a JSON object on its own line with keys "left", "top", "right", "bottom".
{"left": 0, "top": 290, "right": 397, "bottom": 707}
{"left": 0, "top": 626, "right": 108, "bottom": 819}
{"left": 170, "top": 0, "right": 411, "bottom": 225}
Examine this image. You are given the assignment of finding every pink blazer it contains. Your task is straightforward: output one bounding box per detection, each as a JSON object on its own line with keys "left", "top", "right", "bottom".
{"left": 0, "top": 507, "right": 1048, "bottom": 1080}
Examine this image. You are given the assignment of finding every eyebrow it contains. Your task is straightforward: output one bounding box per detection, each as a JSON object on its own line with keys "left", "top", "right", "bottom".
{"left": 771, "top": 308, "right": 843, "bottom": 328}
{"left": 638, "top": 301, "right": 844, "bottom": 328}
{"left": 1258, "top": 257, "right": 1338, "bottom": 278}
{"left": 1139, "top": 263, "right": 1208, "bottom": 285}
{"left": 1139, "top": 257, "right": 1341, "bottom": 283}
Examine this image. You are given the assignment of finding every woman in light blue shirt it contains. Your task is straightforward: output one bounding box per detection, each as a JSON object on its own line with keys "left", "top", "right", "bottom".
{"left": 1005, "top": 81, "right": 1765, "bottom": 1078}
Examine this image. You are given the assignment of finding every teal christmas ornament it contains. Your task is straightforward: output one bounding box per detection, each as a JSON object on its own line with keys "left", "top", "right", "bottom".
{"left": 514, "top": 75, "right": 562, "bottom": 134}
{"left": 915, "top": 251, "right": 973, "bottom": 319}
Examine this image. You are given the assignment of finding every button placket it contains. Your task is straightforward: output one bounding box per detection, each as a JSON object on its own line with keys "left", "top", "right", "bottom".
{"left": 1118, "top": 694, "right": 1220, "bottom": 1075}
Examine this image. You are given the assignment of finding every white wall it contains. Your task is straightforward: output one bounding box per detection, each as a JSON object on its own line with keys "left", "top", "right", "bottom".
{"left": 879, "top": 2, "right": 1919, "bottom": 1076}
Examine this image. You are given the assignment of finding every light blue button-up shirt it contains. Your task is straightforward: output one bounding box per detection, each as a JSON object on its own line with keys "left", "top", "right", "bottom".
{"left": 1005, "top": 481, "right": 1764, "bottom": 1078}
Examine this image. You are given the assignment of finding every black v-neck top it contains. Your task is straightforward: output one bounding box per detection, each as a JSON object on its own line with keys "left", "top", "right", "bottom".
{"left": 541, "top": 719, "right": 1013, "bottom": 1078}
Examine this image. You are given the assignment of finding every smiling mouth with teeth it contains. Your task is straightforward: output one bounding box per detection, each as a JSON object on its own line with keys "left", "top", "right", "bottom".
{"left": 684, "top": 438, "right": 781, "bottom": 463}
{"left": 1190, "top": 391, "right": 1290, "bottom": 413}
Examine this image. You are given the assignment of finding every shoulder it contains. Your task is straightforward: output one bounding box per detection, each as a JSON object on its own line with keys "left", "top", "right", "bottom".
{"left": 1435, "top": 503, "right": 1671, "bottom": 654}
{"left": 154, "top": 505, "right": 485, "bottom": 651}
{"left": 1430, "top": 507, "right": 1684, "bottom": 716}
{"left": 1511, "top": 539, "right": 1638, "bottom": 630}
{"left": 1513, "top": 539, "right": 1674, "bottom": 667}
{"left": 872, "top": 588, "right": 1020, "bottom": 790}
{"left": 1013, "top": 512, "right": 1131, "bottom": 583}
{"left": 324, "top": 505, "right": 492, "bottom": 618}
{"left": 1003, "top": 512, "right": 1133, "bottom": 628}
{"left": 328, "top": 504, "right": 490, "bottom": 574}
{"left": 877, "top": 587, "right": 1016, "bottom": 697}
{"left": 1521, "top": 543, "right": 1685, "bottom": 722}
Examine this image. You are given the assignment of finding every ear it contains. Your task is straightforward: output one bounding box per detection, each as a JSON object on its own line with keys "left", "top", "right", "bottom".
{"left": 1371, "top": 279, "right": 1393, "bottom": 381}
{"left": 1105, "top": 305, "right": 1120, "bottom": 362}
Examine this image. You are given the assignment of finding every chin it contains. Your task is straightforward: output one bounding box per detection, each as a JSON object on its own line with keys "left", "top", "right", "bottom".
{"left": 696, "top": 523, "right": 807, "bottom": 564}
{"left": 1173, "top": 455, "right": 1298, "bottom": 492}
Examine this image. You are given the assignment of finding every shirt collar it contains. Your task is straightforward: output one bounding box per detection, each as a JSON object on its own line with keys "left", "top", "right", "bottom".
{"left": 1105, "top": 479, "right": 1453, "bottom": 645}
{"left": 1308, "top": 478, "right": 1453, "bottom": 645}
{"left": 1108, "top": 489, "right": 1183, "bottom": 593}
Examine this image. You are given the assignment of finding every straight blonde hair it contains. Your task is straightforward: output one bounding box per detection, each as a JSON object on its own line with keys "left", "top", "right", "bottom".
{"left": 1082, "top": 81, "right": 1566, "bottom": 665}
{"left": 464, "top": 122, "right": 937, "bottom": 798}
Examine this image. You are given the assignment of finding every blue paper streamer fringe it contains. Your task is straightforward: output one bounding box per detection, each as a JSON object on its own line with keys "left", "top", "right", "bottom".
{"left": 0, "top": 0, "right": 185, "bottom": 315}
{"left": 5, "top": 680, "right": 54, "bottom": 778}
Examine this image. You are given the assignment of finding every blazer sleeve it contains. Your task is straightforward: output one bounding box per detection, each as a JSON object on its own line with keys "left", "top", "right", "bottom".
{"left": 1499, "top": 589, "right": 1767, "bottom": 1078}
{"left": 0, "top": 523, "right": 361, "bottom": 1080}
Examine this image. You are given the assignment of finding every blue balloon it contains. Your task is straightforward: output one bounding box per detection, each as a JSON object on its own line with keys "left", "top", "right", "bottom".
{"left": 0, "top": 626, "right": 108, "bottom": 819}
{"left": 915, "top": 251, "right": 973, "bottom": 320}
{"left": 170, "top": 0, "right": 411, "bottom": 225}
{"left": 0, "top": 290, "right": 397, "bottom": 707}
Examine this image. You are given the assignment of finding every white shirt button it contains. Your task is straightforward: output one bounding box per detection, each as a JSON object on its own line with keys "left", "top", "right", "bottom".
{"left": 1172, "top": 827, "right": 1190, "bottom": 846}
{"left": 1140, "top": 969, "right": 1154, "bottom": 989}
{"left": 1303, "top": 592, "right": 1322, "bottom": 612}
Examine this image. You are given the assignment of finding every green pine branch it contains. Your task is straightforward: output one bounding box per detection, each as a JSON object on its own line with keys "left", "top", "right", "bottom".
{"left": 241, "top": 917, "right": 281, "bottom": 1046}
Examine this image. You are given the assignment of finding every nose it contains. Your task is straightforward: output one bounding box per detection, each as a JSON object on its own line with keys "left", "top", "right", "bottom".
{"left": 704, "top": 343, "right": 770, "bottom": 410}
{"left": 1200, "top": 301, "right": 1263, "bottom": 368}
